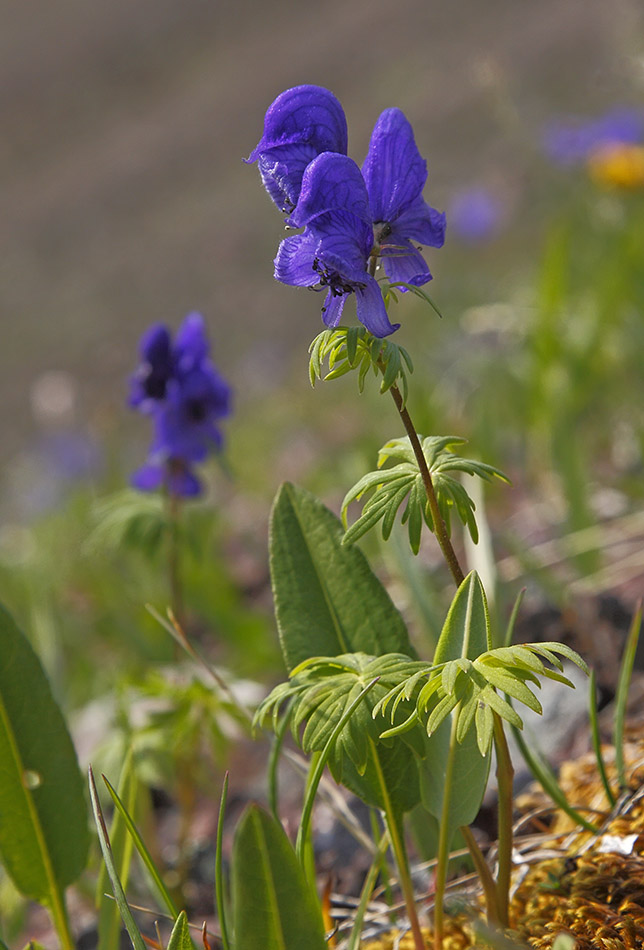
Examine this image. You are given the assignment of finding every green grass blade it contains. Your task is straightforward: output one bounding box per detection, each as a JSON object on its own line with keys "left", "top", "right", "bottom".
{"left": 613, "top": 603, "right": 642, "bottom": 790}
{"left": 295, "top": 677, "right": 380, "bottom": 865}
{"left": 97, "top": 751, "right": 140, "bottom": 950}
{"left": 215, "top": 771, "right": 231, "bottom": 950}
{"left": 88, "top": 767, "right": 147, "bottom": 950}
{"left": 588, "top": 669, "right": 616, "bottom": 807}
{"left": 268, "top": 704, "right": 292, "bottom": 821}
{"left": 101, "top": 775, "right": 178, "bottom": 920}
{"left": 346, "top": 831, "right": 390, "bottom": 950}
{"left": 510, "top": 726, "right": 598, "bottom": 833}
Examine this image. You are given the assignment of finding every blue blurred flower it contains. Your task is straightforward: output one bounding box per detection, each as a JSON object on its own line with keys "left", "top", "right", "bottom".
{"left": 274, "top": 152, "right": 399, "bottom": 337}
{"left": 362, "top": 108, "right": 445, "bottom": 285}
{"left": 447, "top": 187, "right": 503, "bottom": 243}
{"left": 129, "top": 313, "right": 231, "bottom": 496}
{"left": 543, "top": 107, "right": 644, "bottom": 165}
{"left": 245, "top": 85, "right": 348, "bottom": 214}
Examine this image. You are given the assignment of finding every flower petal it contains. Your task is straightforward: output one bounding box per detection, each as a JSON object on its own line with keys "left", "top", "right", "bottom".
{"left": 309, "top": 210, "right": 373, "bottom": 282}
{"left": 289, "top": 153, "right": 372, "bottom": 228}
{"left": 393, "top": 197, "right": 446, "bottom": 247}
{"left": 380, "top": 236, "right": 432, "bottom": 286}
{"left": 174, "top": 312, "right": 209, "bottom": 371}
{"left": 362, "top": 108, "right": 427, "bottom": 222}
{"left": 321, "top": 289, "right": 347, "bottom": 328}
{"left": 274, "top": 231, "right": 321, "bottom": 287}
{"left": 245, "top": 85, "right": 348, "bottom": 210}
{"left": 355, "top": 277, "right": 400, "bottom": 337}
{"left": 257, "top": 143, "right": 321, "bottom": 212}
{"left": 245, "top": 85, "right": 348, "bottom": 160}
{"left": 131, "top": 462, "right": 164, "bottom": 492}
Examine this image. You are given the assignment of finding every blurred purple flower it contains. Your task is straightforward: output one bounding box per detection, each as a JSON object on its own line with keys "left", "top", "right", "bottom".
{"left": 362, "top": 108, "right": 445, "bottom": 285}
{"left": 245, "top": 85, "right": 348, "bottom": 214}
{"left": 275, "top": 152, "right": 399, "bottom": 337}
{"left": 129, "top": 313, "right": 231, "bottom": 497}
{"left": 543, "top": 107, "right": 644, "bottom": 165}
{"left": 448, "top": 187, "right": 503, "bottom": 243}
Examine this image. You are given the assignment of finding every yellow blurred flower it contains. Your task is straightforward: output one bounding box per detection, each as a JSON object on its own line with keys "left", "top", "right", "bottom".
{"left": 587, "top": 142, "right": 644, "bottom": 189}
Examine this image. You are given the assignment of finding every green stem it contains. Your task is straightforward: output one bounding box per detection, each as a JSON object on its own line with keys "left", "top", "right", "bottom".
{"left": 388, "top": 384, "right": 465, "bottom": 588}
{"left": 369, "top": 738, "right": 425, "bottom": 950}
{"left": 47, "top": 885, "right": 75, "bottom": 950}
{"left": 459, "top": 825, "right": 499, "bottom": 925}
{"left": 433, "top": 718, "right": 458, "bottom": 950}
{"left": 492, "top": 714, "right": 513, "bottom": 928}
{"left": 166, "top": 485, "right": 184, "bottom": 630}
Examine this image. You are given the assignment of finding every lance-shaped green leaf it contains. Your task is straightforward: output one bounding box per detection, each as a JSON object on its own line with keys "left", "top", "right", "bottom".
{"left": 232, "top": 805, "right": 327, "bottom": 950}
{"left": 166, "top": 911, "right": 192, "bottom": 950}
{"left": 417, "top": 573, "right": 492, "bottom": 834}
{"left": 342, "top": 436, "right": 509, "bottom": 553}
{"left": 270, "top": 483, "right": 415, "bottom": 671}
{"left": 0, "top": 603, "right": 89, "bottom": 919}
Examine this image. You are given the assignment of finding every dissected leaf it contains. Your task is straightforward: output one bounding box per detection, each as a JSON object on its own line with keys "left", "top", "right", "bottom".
{"left": 165, "top": 911, "right": 192, "bottom": 950}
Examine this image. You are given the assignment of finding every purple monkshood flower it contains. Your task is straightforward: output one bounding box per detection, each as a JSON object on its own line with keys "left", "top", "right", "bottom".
{"left": 543, "top": 107, "right": 644, "bottom": 165}
{"left": 245, "top": 85, "right": 348, "bottom": 214}
{"left": 248, "top": 87, "right": 445, "bottom": 337}
{"left": 275, "top": 152, "right": 400, "bottom": 338}
{"left": 362, "top": 108, "right": 445, "bottom": 286}
{"left": 129, "top": 313, "right": 231, "bottom": 497}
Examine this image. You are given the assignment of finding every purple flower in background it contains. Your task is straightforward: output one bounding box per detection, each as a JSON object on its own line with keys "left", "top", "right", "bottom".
{"left": 245, "top": 85, "right": 348, "bottom": 213}
{"left": 362, "top": 108, "right": 445, "bottom": 286}
{"left": 129, "top": 313, "right": 231, "bottom": 497}
{"left": 129, "top": 324, "right": 174, "bottom": 410}
{"left": 543, "top": 107, "right": 644, "bottom": 165}
{"left": 275, "top": 152, "right": 399, "bottom": 338}
{"left": 448, "top": 187, "right": 503, "bottom": 243}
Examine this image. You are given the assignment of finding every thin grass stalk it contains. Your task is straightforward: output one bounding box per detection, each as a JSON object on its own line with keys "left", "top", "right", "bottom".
{"left": 492, "top": 714, "right": 513, "bottom": 928}
{"left": 614, "top": 602, "right": 642, "bottom": 790}
{"left": 588, "top": 670, "right": 616, "bottom": 807}
{"left": 368, "top": 738, "right": 425, "bottom": 950}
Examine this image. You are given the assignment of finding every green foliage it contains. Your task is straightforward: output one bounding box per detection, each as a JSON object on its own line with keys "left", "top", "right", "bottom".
{"left": 342, "top": 435, "right": 509, "bottom": 553}
{"left": 377, "top": 640, "right": 588, "bottom": 755}
{"left": 96, "top": 751, "right": 144, "bottom": 950}
{"left": 255, "top": 652, "right": 428, "bottom": 812}
{"left": 88, "top": 490, "right": 170, "bottom": 560}
{"left": 89, "top": 767, "right": 147, "bottom": 950}
{"left": 231, "top": 805, "right": 327, "bottom": 950}
{"left": 0, "top": 602, "right": 88, "bottom": 944}
{"left": 308, "top": 326, "right": 414, "bottom": 402}
{"left": 269, "top": 482, "right": 415, "bottom": 671}
{"left": 165, "top": 911, "right": 192, "bottom": 950}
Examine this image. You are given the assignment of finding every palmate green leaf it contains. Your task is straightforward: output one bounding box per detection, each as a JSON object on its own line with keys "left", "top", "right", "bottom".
{"left": 307, "top": 326, "right": 413, "bottom": 400}
{"left": 255, "top": 652, "right": 428, "bottom": 812}
{"left": 0, "top": 603, "right": 89, "bottom": 905}
{"left": 342, "top": 436, "right": 509, "bottom": 553}
{"left": 375, "top": 594, "right": 588, "bottom": 759}
{"left": 270, "top": 483, "right": 415, "bottom": 671}
{"left": 232, "top": 806, "right": 327, "bottom": 950}
{"left": 417, "top": 573, "right": 492, "bottom": 834}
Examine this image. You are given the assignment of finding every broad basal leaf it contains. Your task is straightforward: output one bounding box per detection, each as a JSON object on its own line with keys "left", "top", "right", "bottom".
{"left": 0, "top": 603, "right": 89, "bottom": 902}
{"left": 270, "top": 482, "right": 415, "bottom": 670}
{"left": 232, "top": 805, "right": 327, "bottom": 950}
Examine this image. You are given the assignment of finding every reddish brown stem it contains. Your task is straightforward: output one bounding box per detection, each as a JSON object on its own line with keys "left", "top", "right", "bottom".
{"left": 388, "top": 384, "right": 465, "bottom": 588}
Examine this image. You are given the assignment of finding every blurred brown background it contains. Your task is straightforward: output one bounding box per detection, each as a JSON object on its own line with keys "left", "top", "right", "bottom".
{"left": 2, "top": 0, "right": 643, "bottom": 468}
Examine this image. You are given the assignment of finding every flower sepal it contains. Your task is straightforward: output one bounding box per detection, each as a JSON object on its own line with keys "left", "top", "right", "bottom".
{"left": 308, "top": 326, "right": 414, "bottom": 402}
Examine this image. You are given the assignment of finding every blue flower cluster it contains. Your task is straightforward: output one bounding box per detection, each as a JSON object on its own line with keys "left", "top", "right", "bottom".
{"left": 246, "top": 85, "right": 445, "bottom": 338}
{"left": 129, "top": 313, "right": 231, "bottom": 497}
{"left": 543, "top": 107, "right": 644, "bottom": 166}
